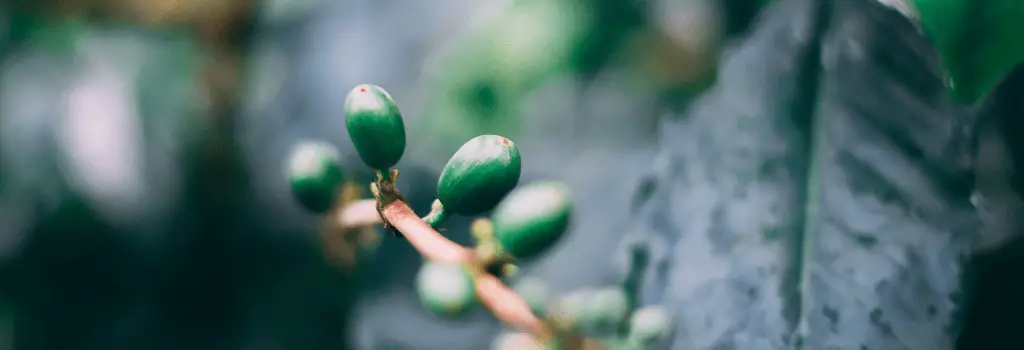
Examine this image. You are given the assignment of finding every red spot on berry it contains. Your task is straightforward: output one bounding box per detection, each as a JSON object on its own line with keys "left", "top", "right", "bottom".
{"left": 498, "top": 137, "right": 510, "bottom": 146}
{"left": 359, "top": 87, "right": 367, "bottom": 92}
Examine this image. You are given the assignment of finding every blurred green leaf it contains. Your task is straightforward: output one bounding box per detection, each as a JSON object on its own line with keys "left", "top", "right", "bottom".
{"left": 0, "top": 299, "right": 11, "bottom": 350}
{"left": 422, "top": 0, "right": 587, "bottom": 146}
{"left": 916, "top": 0, "right": 1024, "bottom": 103}
{"left": 420, "top": 0, "right": 644, "bottom": 150}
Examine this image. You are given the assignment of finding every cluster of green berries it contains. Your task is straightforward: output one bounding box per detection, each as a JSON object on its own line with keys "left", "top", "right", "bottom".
{"left": 285, "top": 83, "right": 569, "bottom": 256}
{"left": 284, "top": 83, "right": 669, "bottom": 349}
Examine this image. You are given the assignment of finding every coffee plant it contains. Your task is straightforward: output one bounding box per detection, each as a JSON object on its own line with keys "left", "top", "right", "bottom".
{"left": 284, "top": 84, "right": 671, "bottom": 349}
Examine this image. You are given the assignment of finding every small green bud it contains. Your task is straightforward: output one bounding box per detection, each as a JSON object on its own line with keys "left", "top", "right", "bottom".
{"left": 344, "top": 84, "right": 406, "bottom": 170}
{"left": 416, "top": 261, "right": 476, "bottom": 316}
{"left": 422, "top": 199, "right": 449, "bottom": 228}
{"left": 512, "top": 277, "right": 550, "bottom": 316}
{"left": 580, "top": 288, "right": 629, "bottom": 336}
{"left": 286, "top": 140, "right": 345, "bottom": 214}
{"left": 491, "top": 181, "right": 572, "bottom": 260}
{"left": 437, "top": 135, "right": 522, "bottom": 215}
{"left": 548, "top": 288, "right": 594, "bottom": 332}
{"left": 627, "top": 306, "right": 671, "bottom": 348}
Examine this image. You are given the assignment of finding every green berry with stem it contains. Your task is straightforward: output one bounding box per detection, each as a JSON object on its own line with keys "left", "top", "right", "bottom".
{"left": 548, "top": 288, "right": 594, "bottom": 332}
{"left": 580, "top": 288, "right": 629, "bottom": 336}
{"left": 437, "top": 135, "right": 521, "bottom": 216}
{"left": 491, "top": 181, "right": 572, "bottom": 260}
{"left": 286, "top": 140, "right": 345, "bottom": 214}
{"left": 344, "top": 84, "right": 406, "bottom": 170}
{"left": 416, "top": 261, "right": 476, "bottom": 316}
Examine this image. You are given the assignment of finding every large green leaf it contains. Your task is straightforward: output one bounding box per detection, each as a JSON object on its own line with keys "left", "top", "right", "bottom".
{"left": 626, "top": 0, "right": 978, "bottom": 348}
{"left": 725, "top": 0, "right": 1024, "bottom": 104}
{"left": 0, "top": 298, "right": 10, "bottom": 350}
{"left": 915, "top": 0, "right": 1024, "bottom": 103}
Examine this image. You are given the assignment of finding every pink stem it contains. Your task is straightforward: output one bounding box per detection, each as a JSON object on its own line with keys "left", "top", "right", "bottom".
{"left": 336, "top": 199, "right": 381, "bottom": 228}
{"left": 378, "top": 200, "right": 551, "bottom": 338}
{"left": 380, "top": 201, "right": 472, "bottom": 263}
{"left": 474, "top": 273, "right": 549, "bottom": 336}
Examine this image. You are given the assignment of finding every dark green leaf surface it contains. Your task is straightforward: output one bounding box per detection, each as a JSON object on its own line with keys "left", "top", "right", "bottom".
{"left": 956, "top": 64, "right": 1024, "bottom": 349}
{"left": 916, "top": 0, "right": 1024, "bottom": 103}
{"left": 626, "top": 0, "right": 978, "bottom": 348}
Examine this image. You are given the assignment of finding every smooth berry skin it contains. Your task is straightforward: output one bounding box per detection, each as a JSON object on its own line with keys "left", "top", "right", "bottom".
{"left": 287, "top": 140, "right": 345, "bottom": 214}
{"left": 416, "top": 261, "right": 476, "bottom": 316}
{"left": 490, "top": 181, "right": 572, "bottom": 260}
{"left": 436, "top": 135, "right": 522, "bottom": 216}
{"left": 344, "top": 84, "right": 406, "bottom": 170}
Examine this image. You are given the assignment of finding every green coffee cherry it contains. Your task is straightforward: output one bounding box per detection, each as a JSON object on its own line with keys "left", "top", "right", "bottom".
{"left": 626, "top": 307, "right": 671, "bottom": 348}
{"left": 416, "top": 261, "right": 476, "bottom": 316}
{"left": 344, "top": 84, "right": 406, "bottom": 170}
{"left": 512, "top": 277, "right": 550, "bottom": 316}
{"left": 579, "top": 288, "right": 629, "bottom": 336}
{"left": 436, "top": 135, "right": 521, "bottom": 215}
{"left": 491, "top": 181, "right": 572, "bottom": 260}
{"left": 286, "top": 140, "right": 345, "bottom": 214}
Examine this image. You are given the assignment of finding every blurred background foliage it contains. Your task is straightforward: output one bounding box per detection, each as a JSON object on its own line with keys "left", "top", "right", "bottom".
{"left": 0, "top": 0, "right": 1022, "bottom": 349}
{"left": 0, "top": 0, "right": 754, "bottom": 348}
